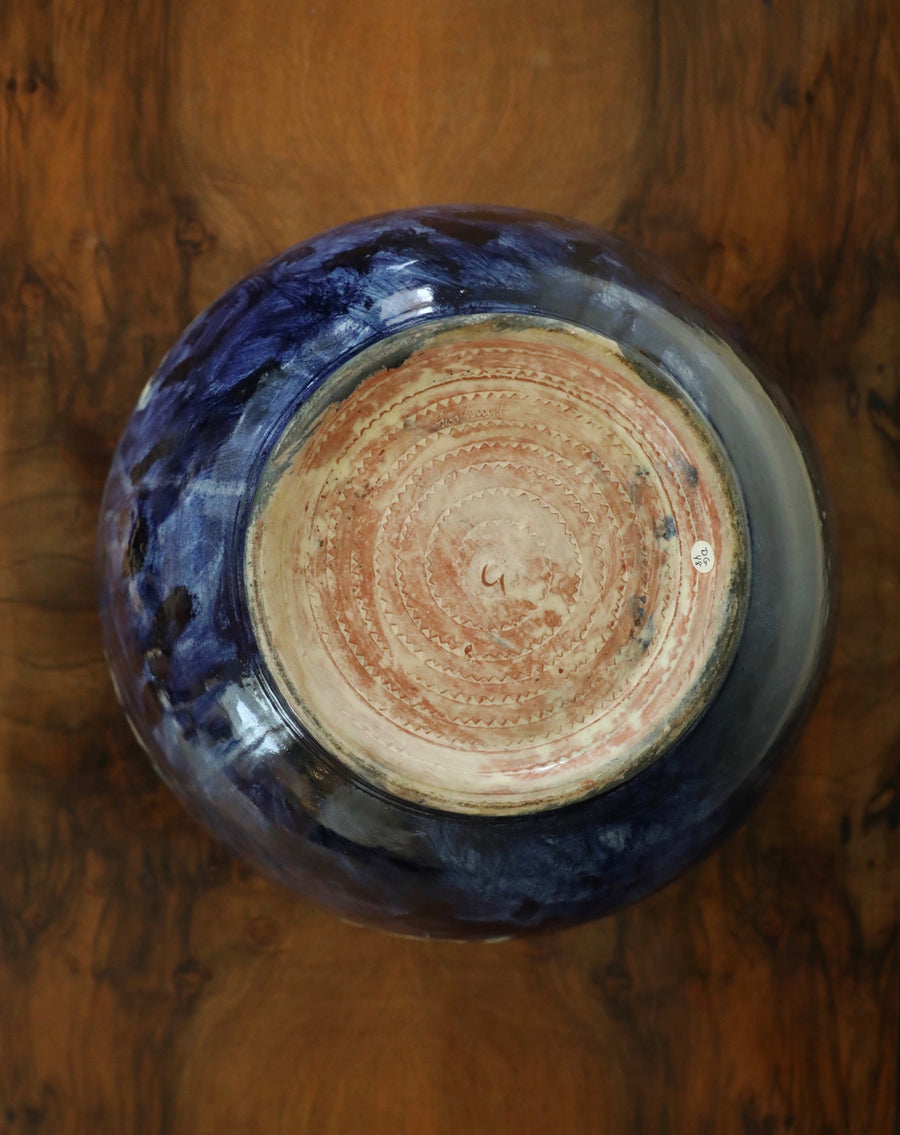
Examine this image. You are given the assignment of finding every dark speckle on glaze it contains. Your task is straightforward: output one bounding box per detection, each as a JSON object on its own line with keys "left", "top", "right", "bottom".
{"left": 124, "top": 509, "right": 149, "bottom": 577}
{"left": 98, "top": 206, "right": 835, "bottom": 938}
{"left": 152, "top": 586, "right": 195, "bottom": 653}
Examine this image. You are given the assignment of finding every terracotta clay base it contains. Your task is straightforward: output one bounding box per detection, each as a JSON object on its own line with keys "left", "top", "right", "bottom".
{"left": 246, "top": 315, "right": 748, "bottom": 814}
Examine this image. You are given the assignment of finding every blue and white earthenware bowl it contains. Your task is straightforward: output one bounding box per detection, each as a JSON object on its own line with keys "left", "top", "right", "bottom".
{"left": 98, "top": 206, "right": 835, "bottom": 938}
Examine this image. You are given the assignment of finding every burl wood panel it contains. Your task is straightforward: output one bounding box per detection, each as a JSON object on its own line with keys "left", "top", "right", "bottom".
{"left": 1, "top": 1, "right": 897, "bottom": 1132}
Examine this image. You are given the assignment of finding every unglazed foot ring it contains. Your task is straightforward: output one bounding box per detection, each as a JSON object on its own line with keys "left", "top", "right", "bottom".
{"left": 246, "top": 316, "right": 748, "bottom": 814}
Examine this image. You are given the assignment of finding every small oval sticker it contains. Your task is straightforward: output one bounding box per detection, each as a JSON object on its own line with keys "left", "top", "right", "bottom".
{"left": 691, "top": 540, "right": 715, "bottom": 574}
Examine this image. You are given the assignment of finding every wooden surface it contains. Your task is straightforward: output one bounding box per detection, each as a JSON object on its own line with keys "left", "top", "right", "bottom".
{"left": 1, "top": 1, "right": 898, "bottom": 1131}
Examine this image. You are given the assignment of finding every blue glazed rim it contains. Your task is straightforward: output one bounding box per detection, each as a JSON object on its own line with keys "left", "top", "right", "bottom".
{"left": 98, "top": 205, "right": 837, "bottom": 937}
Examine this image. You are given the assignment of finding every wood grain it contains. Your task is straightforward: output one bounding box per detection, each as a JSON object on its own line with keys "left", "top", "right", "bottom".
{"left": 1, "top": 1, "right": 898, "bottom": 1131}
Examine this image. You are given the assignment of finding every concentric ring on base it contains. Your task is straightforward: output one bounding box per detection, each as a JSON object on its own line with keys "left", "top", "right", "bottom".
{"left": 245, "top": 315, "right": 749, "bottom": 814}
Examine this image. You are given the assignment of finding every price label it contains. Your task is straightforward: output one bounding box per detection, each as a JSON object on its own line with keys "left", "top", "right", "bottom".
{"left": 690, "top": 540, "right": 715, "bottom": 574}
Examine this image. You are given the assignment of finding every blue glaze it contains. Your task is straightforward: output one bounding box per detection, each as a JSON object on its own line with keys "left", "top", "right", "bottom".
{"left": 99, "top": 206, "right": 835, "bottom": 937}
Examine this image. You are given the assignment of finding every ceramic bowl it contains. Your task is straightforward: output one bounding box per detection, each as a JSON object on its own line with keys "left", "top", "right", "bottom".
{"left": 98, "top": 206, "right": 835, "bottom": 938}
